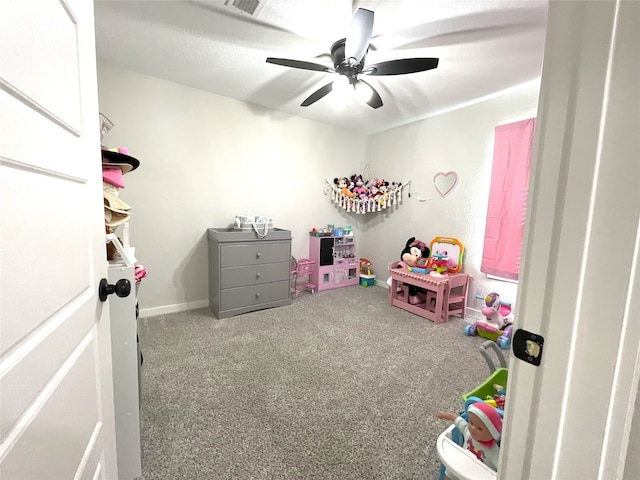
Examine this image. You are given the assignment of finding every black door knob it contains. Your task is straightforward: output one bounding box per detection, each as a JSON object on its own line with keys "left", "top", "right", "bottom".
{"left": 99, "top": 278, "right": 131, "bottom": 302}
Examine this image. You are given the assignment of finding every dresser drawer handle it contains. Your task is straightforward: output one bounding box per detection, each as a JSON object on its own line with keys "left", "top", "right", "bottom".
{"left": 256, "top": 292, "right": 261, "bottom": 298}
{"left": 256, "top": 272, "right": 261, "bottom": 278}
{"left": 256, "top": 252, "right": 261, "bottom": 258}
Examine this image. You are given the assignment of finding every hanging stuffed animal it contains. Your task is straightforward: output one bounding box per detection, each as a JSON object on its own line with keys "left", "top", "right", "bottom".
{"left": 334, "top": 177, "right": 355, "bottom": 198}
{"left": 351, "top": 174, "right": 368, "bottom": 199}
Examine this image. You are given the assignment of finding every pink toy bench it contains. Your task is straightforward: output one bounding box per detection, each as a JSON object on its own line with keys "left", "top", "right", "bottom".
{"left": 388, "top": 261, "right": 470, "bottom": 324}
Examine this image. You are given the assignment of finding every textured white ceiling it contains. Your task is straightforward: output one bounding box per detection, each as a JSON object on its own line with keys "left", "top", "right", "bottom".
{"left": 94, "top": 0, "right": 548, "bottom": 135}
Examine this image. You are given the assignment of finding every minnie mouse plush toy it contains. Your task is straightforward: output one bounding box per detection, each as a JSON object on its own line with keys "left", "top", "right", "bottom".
{"left": 397, "top": 237, "right": 430, "bottom": 304}
{"left": 399, "top": 237, "right": 430, "bottom": 268}
{"left": 334, "top": 177, "right": 355, "bottom": 198}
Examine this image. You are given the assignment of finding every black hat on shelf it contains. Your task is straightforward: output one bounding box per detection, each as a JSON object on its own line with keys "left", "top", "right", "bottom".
{"left": 101, "top": 149, "right": 140, "bottom": 174}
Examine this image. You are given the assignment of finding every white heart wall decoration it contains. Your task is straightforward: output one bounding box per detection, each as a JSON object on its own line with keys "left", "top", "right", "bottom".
{"left": 433, "top": 171, "right": 459, "bottom": 198}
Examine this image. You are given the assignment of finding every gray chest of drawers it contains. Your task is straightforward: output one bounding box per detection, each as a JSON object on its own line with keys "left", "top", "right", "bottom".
{"left": 207, "top": 227, "right": 292, "bottom": 318}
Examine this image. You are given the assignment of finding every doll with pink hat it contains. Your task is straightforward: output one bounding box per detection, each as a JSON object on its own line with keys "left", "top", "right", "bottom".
{"left": 436, "top": 401, "right": 502, "bottom": 478}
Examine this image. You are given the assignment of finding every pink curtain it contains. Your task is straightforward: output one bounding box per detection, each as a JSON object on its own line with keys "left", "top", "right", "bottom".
{"left": 481, "top": 118, "right": 535, "bottom": 280}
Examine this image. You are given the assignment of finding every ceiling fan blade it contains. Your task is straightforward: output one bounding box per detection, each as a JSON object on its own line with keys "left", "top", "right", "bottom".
{"left": 358, "top": 79, "right": 383, "bottom": 109}
{"left": 344, "top": 8, "right": 374, "bottom": 63}
{"left": 364, "top": 58, "right": 439, "bottom": 76}
{"left": 266, "top": 57, "right": 334, "bottom": 73}
{"left": 301, "top": 81, "right": 334, "bottom": 107}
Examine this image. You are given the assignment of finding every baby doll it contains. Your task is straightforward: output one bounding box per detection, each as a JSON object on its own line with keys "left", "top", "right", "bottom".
{"left": 436, "top": 401, "right": 502, "bottom": 478}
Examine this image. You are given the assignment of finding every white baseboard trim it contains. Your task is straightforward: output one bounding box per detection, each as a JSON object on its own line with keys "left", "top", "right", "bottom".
{"left": 465, "top": 307, "right": 483, "bottom": 323}
{"left": 139, "top": 299, "right": 209, "bottom": 318}
{"left": 138, "top": 298, "right": 485, "bottom": 322}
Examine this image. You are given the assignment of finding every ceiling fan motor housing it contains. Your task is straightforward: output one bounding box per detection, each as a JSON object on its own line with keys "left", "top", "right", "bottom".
{"left": 331, "top": 38, "right": 366, "bottom": 84}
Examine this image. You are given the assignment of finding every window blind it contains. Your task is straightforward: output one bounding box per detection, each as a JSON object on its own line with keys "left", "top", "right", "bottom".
{"left": 481, "top": 118, "right": 535, "bottom": 280}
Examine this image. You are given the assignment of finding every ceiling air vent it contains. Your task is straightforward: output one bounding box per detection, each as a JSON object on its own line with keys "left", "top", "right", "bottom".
{"left": 224, "top": 0, "right": 266, "bottom": 17}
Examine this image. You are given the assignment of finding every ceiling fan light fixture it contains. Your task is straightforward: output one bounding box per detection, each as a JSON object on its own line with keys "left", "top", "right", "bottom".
{"left": 332, "top": 75, "right": 351, "bottom": 106}
{"left": 354, "top": 81, "right": 373, "bottom": 104}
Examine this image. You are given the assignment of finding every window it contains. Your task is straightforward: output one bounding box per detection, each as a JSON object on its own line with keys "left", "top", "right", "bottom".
{"left": 481, "top": 118, "right": 535, "bottom": 281}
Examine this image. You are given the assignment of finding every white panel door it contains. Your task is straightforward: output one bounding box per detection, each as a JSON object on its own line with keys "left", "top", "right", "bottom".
{"left": 501, "top": 1, "right": 640, "bottom": 479}
{"left": 0, "top": 0, "right": 119, "bottom": 478}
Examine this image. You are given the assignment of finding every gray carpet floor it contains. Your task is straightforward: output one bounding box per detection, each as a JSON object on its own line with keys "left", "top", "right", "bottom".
{"left": 137, "top": 285, "right": 509, "bottom": 480}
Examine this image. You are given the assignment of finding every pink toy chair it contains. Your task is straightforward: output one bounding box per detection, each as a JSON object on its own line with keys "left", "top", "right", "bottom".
{"left": 443, "top": 274, "right": 470, "bottom": 320}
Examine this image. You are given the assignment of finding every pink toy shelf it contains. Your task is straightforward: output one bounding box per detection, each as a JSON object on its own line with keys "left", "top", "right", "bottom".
{"left": 308, "top": 233, "right": 360, "bottom": 291}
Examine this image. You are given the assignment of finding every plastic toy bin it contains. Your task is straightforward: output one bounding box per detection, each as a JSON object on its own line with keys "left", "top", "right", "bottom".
{"left": 462, "top": 367, "right": 508, "bottom": 401}
{"left": 463, "top": 340, "right": 508, "bottom": 400}
{"left": 360, "top": 274, "right": 375, "bottom": 287}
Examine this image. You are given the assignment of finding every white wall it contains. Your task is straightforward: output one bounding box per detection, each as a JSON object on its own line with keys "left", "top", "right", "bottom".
{"left": 98, "top": 62, "right": 538, "bottom": 318}
{"left": 97, "top": 62, "right": 366, "bottom": 316}
{"left": 362, "top": 85, "right": 539, "bottom": 314}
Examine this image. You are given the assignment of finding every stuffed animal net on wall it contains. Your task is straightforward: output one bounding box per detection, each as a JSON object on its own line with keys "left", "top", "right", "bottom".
{"left": 325, "top": 174, "right": 409, "bottom": 214}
